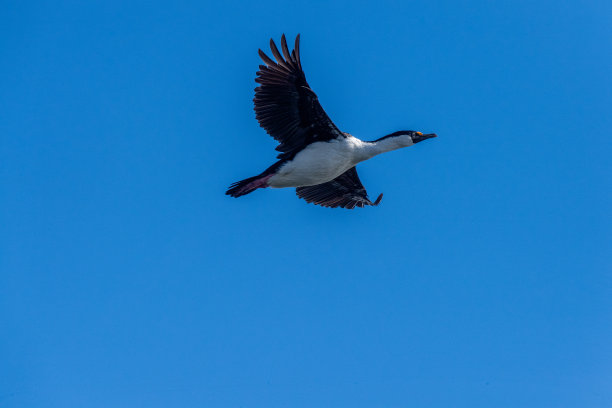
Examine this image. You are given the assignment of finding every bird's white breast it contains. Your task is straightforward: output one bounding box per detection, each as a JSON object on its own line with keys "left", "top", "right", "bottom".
{"left": 267, "top": 137, "right": 363, "bottom": 188}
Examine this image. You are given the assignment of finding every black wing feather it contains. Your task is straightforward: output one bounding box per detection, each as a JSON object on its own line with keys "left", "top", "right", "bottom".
{"left": 254, "top": 34, "right": 342, "bottom": 157}
{"left": 296, "top": 167, "right": 383, "bottom": 209}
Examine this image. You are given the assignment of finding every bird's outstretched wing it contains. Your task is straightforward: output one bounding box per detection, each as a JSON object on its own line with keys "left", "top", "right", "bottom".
{"left": 296, "top": 167, "right": 383, "bottom": 209}
{"left": 254, "top": 34, "right": 342, "bottom": 157}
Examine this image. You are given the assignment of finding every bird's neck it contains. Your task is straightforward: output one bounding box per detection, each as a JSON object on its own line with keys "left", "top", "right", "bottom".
{"left": 354, "top": 136, "right": 410, "bottom": 162}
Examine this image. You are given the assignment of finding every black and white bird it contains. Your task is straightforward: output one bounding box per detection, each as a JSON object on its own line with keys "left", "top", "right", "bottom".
{"left": 226, "top": 34, "right": 437, "bottom": 209}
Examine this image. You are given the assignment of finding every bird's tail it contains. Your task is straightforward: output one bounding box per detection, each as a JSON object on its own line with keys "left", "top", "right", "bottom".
{"left": 226, "top": 173, "right": 273, "bottom": 197}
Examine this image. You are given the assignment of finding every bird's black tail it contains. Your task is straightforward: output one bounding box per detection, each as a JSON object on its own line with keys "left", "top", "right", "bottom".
{"left": 226, "top": 174, "right": 268, "bottom": 197}
{"left": 226, "top": 161, "right": 282, "bottom": 198}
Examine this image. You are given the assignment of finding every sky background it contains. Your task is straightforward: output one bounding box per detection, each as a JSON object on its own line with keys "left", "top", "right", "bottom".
{"left": 1, "top": 1, "right": 611, "bottom": 407}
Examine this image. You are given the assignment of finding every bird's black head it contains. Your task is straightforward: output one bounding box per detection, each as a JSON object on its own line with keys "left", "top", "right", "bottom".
{"left": 381, "top": 130, "right": 438, "bottom": 145}
{"left": 411, "top": 131, "right": 437, "bottom": 143}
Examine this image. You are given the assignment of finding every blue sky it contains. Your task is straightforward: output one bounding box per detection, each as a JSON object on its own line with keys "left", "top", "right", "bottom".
{"left": 1, "top": 1, "right": 611, "bottom": 407}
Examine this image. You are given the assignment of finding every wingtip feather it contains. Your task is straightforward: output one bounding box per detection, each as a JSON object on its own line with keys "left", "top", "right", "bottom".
{"left": 294, "top": 34, "right": 302, "bottom": 68}
{"left": 269, "top": 38, "right": 289, "bottom": 69}
{"left": 373, "top": 193, "right": 383, "bottom": 206}
{"left": 280, "top": 34, "right": 294, "bottom": 66}
{"left": 258, "top": 49, "right": 276, "bottom": 66}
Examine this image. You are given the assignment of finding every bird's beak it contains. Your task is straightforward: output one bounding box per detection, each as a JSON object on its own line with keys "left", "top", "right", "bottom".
{"left": 413, "top": 133, "right": 438, "bottom": 143}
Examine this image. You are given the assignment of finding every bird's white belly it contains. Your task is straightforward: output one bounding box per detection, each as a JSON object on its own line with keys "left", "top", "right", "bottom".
{"left": 267, "top": 139, "right": 357, "bottom": 188}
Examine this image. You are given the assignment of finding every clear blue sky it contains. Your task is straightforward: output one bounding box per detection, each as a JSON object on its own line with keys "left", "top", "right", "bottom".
{"left": 1, "top": 1, "right": 610, "bottom": 407}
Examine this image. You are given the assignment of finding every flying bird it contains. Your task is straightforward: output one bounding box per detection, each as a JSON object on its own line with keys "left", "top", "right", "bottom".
{"left": 226, "top": 34, "right": 437, "bottom": 209}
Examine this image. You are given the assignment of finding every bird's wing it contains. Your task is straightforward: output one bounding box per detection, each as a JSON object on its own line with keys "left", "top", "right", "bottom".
{"left": 296, "top": 167, "right": 383, "bottom": 209}
{"left": 254, "top": 34, "right": 342, "bottom": 157}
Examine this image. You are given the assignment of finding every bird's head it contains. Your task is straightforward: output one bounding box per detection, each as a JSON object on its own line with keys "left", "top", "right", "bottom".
{"left": 380, "top": 130, "right": 438, "bottom": 147}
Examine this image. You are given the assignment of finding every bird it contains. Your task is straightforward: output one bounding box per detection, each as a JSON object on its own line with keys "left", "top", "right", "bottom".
{"left": 226, "top": 34, "right": 437, "bottom": 209}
